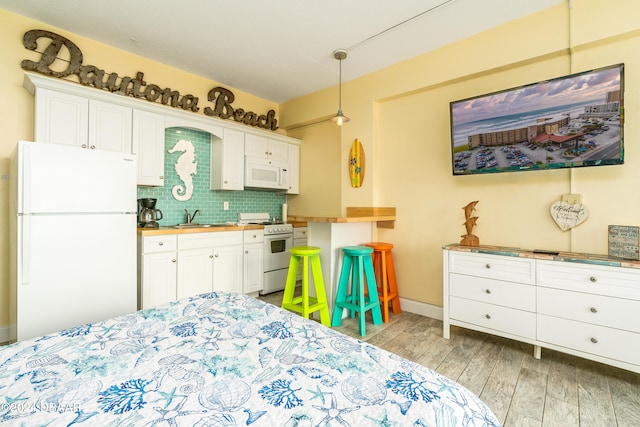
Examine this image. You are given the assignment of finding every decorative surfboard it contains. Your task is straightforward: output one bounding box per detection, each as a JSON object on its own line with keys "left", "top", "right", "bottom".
{"left": 349, "top": 138, "right": 365, "bottom": 188}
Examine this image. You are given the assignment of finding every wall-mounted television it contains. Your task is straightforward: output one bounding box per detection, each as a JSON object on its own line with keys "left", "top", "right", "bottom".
{"left": 450, "top": 63, "right": 624, "bottom": 176}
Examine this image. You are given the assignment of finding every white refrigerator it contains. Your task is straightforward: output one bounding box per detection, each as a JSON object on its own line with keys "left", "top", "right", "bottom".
{"left": 10, "top": 141, "right": 138, "bottom": 341}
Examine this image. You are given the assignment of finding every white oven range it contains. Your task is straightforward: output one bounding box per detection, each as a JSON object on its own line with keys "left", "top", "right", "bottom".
{"left": 238, "top": 213, "right": 293, "bottom": 295}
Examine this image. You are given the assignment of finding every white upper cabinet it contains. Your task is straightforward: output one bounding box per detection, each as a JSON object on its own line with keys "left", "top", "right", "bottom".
{"left": 35, "top": 88, "right": 133, "bottom": 152}
{"left": 245, "top": 133, "right": 288, "bottom": 163}
{"left": 35, "top": 88, "right": 89, "bottom": 147}
{"left": 88, "top": 100, "right": 132, "bottom": 152}
{"left": 133, "top": 110, "right": 165, "bottom": 186}
{"left": 211, "top": 129, "right": 245, "bottom": 191}
{"left": 287, "top": 143, "right": 300, "bottom": 194}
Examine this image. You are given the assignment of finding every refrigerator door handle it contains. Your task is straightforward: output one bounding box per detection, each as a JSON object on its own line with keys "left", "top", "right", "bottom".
{"left": 21, "top": 215, "right": 31, "bottom": 285}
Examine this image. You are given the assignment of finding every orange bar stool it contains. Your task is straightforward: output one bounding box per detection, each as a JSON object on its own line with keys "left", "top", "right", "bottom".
{"left": 281, "top": 246, "right": 331, "bottom": 327}
{"left": 365, "top": 242, "right": 401, "bottom": 323}
{"left": 332, "top": 246, "right": 383, "bottom": 336}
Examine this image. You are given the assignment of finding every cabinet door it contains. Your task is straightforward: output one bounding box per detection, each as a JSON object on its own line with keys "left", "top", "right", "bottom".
{"left": 267, "top": 139, "right": 288, "bottom": 162}
{"left": 244, "top": 133, "right": 269, "bottom": 158}
{"left": 133, "top": 109, "right": 166, "bottom": 186}
{"left": 141, "top": 252, "right": 177, "bottom": 309}
{"left": 88, "top": 100, "right": 132, "bottom": 152}
{"left": 211, "top": 129, "right": 244, "bottom": 190}
{"left": 213, "top": 245, "right": 243, "bottom": 293}
{"left": 287, "top": 143, "right": 300, "bottom": 194}
{"left": 35, "top": 87, "right": 88, "bottom": 147}
{"left": 243, "top": 243, "right": 264, "bottom": 294}
{"left": 177, "top": 248, "right": 214, "bottom": 299}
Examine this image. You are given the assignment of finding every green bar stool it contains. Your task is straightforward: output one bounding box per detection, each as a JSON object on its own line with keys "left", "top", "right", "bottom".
{"left": 332, "top": 246, "right": 383, "bottom": 336}
{"left": 281, "top": 246, "right": 331, "bottom": 327}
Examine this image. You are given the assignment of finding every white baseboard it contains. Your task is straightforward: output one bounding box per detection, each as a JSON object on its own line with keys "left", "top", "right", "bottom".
{"left": 0, "top": 324, "right": 16, "bottom": 344}
{"left": 399, "top": 297, "right": 442, "bottom": 321}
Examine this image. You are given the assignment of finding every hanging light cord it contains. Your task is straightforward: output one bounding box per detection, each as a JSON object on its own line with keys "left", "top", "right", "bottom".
{"left": 347, "top": 0, "right": 456, "bottom": 51}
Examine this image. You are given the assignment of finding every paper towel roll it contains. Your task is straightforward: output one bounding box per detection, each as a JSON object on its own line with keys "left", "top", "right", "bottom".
{"left": 282, "top": 203, "right": 288, "bottom": 223}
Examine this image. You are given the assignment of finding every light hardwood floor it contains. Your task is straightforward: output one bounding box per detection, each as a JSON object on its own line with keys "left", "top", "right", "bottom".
{"left": 259, "top": 291, "right": 640, "bottom": 427}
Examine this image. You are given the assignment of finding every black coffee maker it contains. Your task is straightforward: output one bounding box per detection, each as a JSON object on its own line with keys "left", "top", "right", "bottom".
{"left": 137, "top": 198, "right": 163, "bottom": 228}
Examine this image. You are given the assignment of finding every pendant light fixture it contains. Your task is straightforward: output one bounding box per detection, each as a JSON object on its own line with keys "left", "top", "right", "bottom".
{"left": 331, "top": 49, "right": 350, "bottom": 125}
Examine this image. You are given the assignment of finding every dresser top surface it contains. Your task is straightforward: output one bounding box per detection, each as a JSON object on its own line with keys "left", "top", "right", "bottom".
{"left": 443, "top": 244, "right": 640, "bottom": 269}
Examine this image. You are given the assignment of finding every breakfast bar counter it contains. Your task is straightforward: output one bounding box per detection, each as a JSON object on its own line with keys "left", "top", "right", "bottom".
{"left": 287, "top": 207, "right": 396, "bottom": 314}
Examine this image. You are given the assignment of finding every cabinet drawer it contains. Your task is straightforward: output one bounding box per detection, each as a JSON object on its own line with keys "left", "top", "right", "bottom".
{"left": 243, "top": 229, "right": 264, "bottom": 244}
{"left": 294, "top": 227, "right": 308, "bottom": 239}
{"left": 450, "top": 273, "right": 535, "bottom": 311}
{"left": 537, "top": 287, "right": 640, "bottom": 333}
{"left": 538, "top": 314, "right": 640, "bottom": 367}
{"left": 178, "top": 231, "right": 243, "bottom": 250}
{"left": 537, "top": 260, "right": 640, "bottom": 300}
{"left": 449, "top": 251, "right": 535, "bottom": 284}
{"left": 450, "top": 296, "right": 536, "bottom": 339}
{"left": 141, "top": 235, "right": 177, "bottom": 253}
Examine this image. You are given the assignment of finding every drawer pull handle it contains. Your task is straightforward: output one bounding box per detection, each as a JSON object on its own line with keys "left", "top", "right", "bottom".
{"left": 485, "top": 264, "right": 491, "bottom": 269}
{"left": 209, "top": 255, "right": 214, "bottom": 258}
{"left": 590, "top": 307, "right": 598, "bottom": 313}
{"left": 171, "top": 259, "right": 176, "bottom": 263}
{"left": 485, "top": 314, "right": 491, "bottom": 319}
{"left": 485, "top": 289, "right": 491, "bottom": 294}
{"left": 590, "top": 337, "right": 598, "bottom": 344}
{"left": 158, "top": 242, "right": 164, "bottom": 246}
{"left": 589, "top": 276, "right": 597, "bottom": 283}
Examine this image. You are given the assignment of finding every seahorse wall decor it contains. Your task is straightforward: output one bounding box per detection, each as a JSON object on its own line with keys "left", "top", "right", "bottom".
{"left": 168, "top": 139, "right": 197, "bottom": 201}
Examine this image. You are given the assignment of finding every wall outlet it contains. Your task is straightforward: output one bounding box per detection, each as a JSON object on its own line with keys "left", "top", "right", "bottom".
{"left": 223, "top": 201, "right": 229, "bottom": 210}
{"left": 562, "top": 194, "right": 583, "bottom": 204}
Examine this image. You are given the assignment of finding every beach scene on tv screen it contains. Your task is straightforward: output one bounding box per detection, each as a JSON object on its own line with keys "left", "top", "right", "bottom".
{"left": 451, "top": 65, "right": 623, "bottom": 174}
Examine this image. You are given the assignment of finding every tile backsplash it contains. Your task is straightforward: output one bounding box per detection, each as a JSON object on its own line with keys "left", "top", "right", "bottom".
{"left": 137, "top": 127, "right": 286, "bottom": 225}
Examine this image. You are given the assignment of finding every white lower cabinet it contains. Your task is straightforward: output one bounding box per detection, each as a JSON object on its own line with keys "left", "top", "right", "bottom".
{"left": 177, "top": 231, "right": 243, "bottom": 297}
{"left": 138, "top": 235, "right": 177, "bottom": 310}
{"left": 243, "top": 230, "right": 264, "bottom": 294}
{"left": 139, "top": 231, "right": 244, "bottom": 309}
{"left": 443, "top": 247, "right": 640, "bottom": 373}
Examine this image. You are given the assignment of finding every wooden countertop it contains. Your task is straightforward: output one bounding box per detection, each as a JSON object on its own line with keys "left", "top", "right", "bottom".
{"left": 287, "top": 207, "right": 396, "bottom": 228}
{"left": 138, "top": 224, "right": 263, "bottom": 236}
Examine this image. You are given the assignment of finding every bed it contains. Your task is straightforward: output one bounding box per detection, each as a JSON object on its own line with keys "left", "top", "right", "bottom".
{"left": 0, "top": 292, "right": 500, "bottom": 426}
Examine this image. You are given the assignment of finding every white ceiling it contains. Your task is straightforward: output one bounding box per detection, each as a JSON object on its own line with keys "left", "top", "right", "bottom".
{"left": 1, "top": 0, "right": 563, "bottom": 103}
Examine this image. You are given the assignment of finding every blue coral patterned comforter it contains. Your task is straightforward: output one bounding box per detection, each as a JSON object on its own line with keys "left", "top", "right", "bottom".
{"left": 0, "top": 292, "right": 501, "bottom": 426}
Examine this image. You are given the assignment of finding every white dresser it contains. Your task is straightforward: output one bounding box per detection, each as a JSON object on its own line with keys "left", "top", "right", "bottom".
{"left": 443, "top": 245, "right": 640, "bottom": 373}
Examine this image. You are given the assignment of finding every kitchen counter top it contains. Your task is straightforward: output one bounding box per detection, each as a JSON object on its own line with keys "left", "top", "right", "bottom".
{"left": 137, "top": 224, "right": 263, "bottom": 236}
{"left": 287, "top": 207, "right": 396, "bottom": 228}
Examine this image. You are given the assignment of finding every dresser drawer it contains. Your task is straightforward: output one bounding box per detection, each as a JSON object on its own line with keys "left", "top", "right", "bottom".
{"left": 537, "top": 260, "right": 640, "bottom": 300}
{"left": 450, "top": 296, "right": 536, "bottom": 339}
{"left": 450, "top": 273, "right": 535, "bottom": 311}
{"left": 141, "top": 235, "right": 177, "bottom": 254}
{"left": 538, "top": 287, "right": 640, "bottom": 333}
{"left": 449, "top": 251, "right": 535, "bottom": 284}
{"left": 538, "top": 314, "right": 640, "bottom": 367}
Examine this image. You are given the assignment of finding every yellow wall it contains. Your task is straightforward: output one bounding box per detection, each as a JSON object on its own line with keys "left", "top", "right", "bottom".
{"left": 0, "top": 9, "right": 281, "bottom": 333}
{"left": 281, "top": 0, "right": 640, "bottom": 307}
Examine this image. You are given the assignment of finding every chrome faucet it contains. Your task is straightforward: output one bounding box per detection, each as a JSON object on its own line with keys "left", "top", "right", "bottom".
{"left": 185, "top": 209, "right": 200, "bottom": 224}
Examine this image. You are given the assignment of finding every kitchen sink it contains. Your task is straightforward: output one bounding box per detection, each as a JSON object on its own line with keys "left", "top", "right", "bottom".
{"left": 172, "top": 223, "right": 230, "bottom": 229}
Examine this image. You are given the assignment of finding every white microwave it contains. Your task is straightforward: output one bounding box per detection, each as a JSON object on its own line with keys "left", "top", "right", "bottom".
{"left": 244, "top": 157, "right": 289, "bottom": 191}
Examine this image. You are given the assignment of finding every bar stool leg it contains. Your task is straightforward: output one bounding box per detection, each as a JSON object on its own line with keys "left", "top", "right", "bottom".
{"left": 332, "top": 255, "right": 352, "bottom": 327}
{"left": 310, "top": 254, "right": 331, "bottom": 327}
{"left": 364, "top": 255, "right": 383, "bottom": 326}
{"left": 282, "top": 255, "right": 300, "bottom": 308}
{"left": 386, "top": 250, "right": 401, "bottom": 315}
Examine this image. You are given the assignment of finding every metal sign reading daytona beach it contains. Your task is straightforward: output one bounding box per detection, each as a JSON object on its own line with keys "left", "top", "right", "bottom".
{"left": 20, "top": 29, "right": 278, "bottom": 130}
